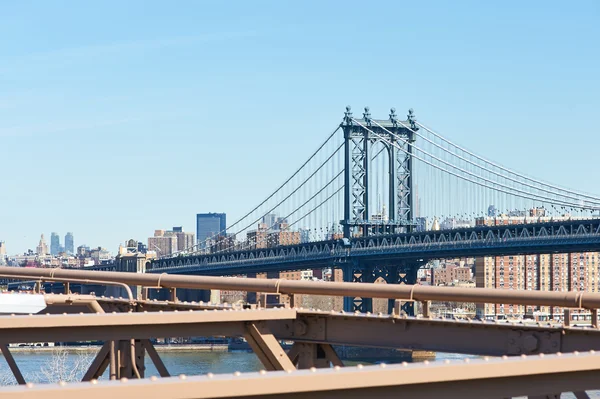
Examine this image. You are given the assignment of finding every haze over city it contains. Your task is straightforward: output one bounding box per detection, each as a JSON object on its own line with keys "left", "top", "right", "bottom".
{"left": 1, "top": 1, "right": 598, "bottom": 254}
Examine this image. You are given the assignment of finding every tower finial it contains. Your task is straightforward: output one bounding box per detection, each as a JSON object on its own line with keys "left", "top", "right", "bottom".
{"left": 343, "top": 105, "right": 353, "bottom": 125}
{"left": 407, "top": 108, "right": 418, "bottom": 130}
{"left": 389, "top": 107, "right": 397, "bottom": 126}
{"left": 363, "top": 106, "right": 371, "bottom": 125}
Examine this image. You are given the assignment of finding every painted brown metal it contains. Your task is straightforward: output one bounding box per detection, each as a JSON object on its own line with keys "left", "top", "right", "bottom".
{"left": 141, "top": 339, "right": 170, "bottom": 377}
{"left": 1, "top": 266, "right": 599, "bottom": 309}
{"left": 82, "top": 342, "right": 111, "bottom": 382}
{"left": 244, "top": 322, "right": 295, "bottom": 372}
{"left": 0, "top": 272, "right": 134, "bottom": 301}
{"left": 0, "top": 309, "right": 296, "bottom": 344}
{"left": 270, "top": 310, "right": 600, "bottom": 356}
{"left": 0, "top": 344, "right": 26, "bottom": 385}
{"left": 44, "top": 294, "right": 105, "bottom": 314}
{"left": 1, "top": 352, "right": 599, "bottom": 398}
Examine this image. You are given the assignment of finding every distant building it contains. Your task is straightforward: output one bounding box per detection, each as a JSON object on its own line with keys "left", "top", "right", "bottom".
{"left": 196, "top": 213, "right": 226, "bottom": 249}
{"left": 440, "top": 217, "right": 472, "bottom": 230}
{"left": 148, "top": 227, "right": 195, "bottom": 256}
{"left": 137, "top": 242, "right": 147, "bottom": 254}
{"left": 0, "top": 242, "right": 6, "bottom": 264}
{"left": 487, "top": 205, "right": 497, "bottom": 217}
{"left": 77, "top": 245, "right": 90, "bottom": 257}
{"left": 168, "top": 227, "right": 195, "bottom": 252}
{"left": 50, "top": 232, "right": 60, "bottom": 255}
{"left": 415, "top": 217, "right": 427, "bottom": 232}
{"left": 432, "top": 259, "right": 473, "bottom": 286}
{"left": 247, "top": 221, "right": 300, "bottom": 249}
{"left": 299, "top": 228, "right": 311, "bottom": 243}
{"left": 475, "top": 212, "right": 600, "bottom": 320}
{"left": 89, "top": 247, "right": 111, "bottom": 265}
{"left": 262, "top": 213, "right": 277, "bottom": 228}
{"left": 65, "top": 232, "right": 74, "bottom": 254}
{"left": 148, "top": 230, "right": 177, "bottom": 257}
{"left": 36, "top": 234, "right": 48, "bottom": 255}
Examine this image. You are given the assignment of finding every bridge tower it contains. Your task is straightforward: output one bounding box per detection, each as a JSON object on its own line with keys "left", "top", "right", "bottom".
{"left": 341, "top": 106, "right": 418, "bottom": 238}
{"left": 340, "top": 107, "right": 421, "bottom": 315}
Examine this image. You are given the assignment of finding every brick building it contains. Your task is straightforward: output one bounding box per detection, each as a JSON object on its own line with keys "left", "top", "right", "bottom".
{"left": 475, "top": 212, "right": 600, "bottom": 319}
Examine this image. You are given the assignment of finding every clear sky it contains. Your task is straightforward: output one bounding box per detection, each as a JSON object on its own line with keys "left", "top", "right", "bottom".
{"left": 1, "top": 1, "right": 598, "bottom": 254}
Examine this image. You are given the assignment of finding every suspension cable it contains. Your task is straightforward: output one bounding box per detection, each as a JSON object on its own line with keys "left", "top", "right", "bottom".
{"left": 392, "top": 122, "right": 600, "bottom": 207}
{"left": 170, "top": 126, "right": 343, "bottom": 257}
{"left": 416, "top": 121, "right": 600, "bottom": 202}
{"left": 353, "top": 119, "right": 599, "bottom": 211}
{"left": 215, "top": 174, "right": 344, "bottom": 253}
{"left": 369, "top": 119, "right": 598, "bottom": 210}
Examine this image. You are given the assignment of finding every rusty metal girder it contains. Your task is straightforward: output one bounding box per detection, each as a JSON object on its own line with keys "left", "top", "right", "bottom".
{"left": 43, "top": 294, "right": 233, "bottom": 314}
{"left": 244, "top": 322, "right": 295, "bottom": 372}
{"left": 268, "top": 310, "right": 599, "bottom": 356}
{"left": 3, "top": 266, "right": 600, "bottom": 310}
{"left": 1, "top": 352, "right": 599, "bottom": 398}
{"left": 0, "top": 308, "right": 599, "bottom": 357}
{"left": 0, "top": 309, "right": 296, "bottom": 344}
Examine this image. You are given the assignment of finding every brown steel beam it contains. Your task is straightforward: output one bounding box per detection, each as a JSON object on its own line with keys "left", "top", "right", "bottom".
{"left": 294, "top": 343, "right": 329, "bottom": 369}
{"left": 0, "top": 308, "right": 599, "bottom": 357}
{"left": 44, "top": 294, "right": 105, "bottom": 314}
{"left": 320, "top": 344, "right": 343, "bottom": 367}
{"left": 0, "top": 344, "right": 26, "bottom": 385}
{"left": 0, "top": 309, "right": 296, "bottom": 344}
{"left": 244, "top": 322, "right": 295, "bottom": 372}
{"left": 3, "top": 266, "right": 600, "bottom": 310}
{"left": 268, "top": 311, "right": 600, "bottom": 356}
{"left": 141, "top": 339, "right": 170, "bottom": 377}
{"left": 44, "top": 295, "right": 234, "bottom": 314}
{"left": 286, "top": 343, "right": 300, "bottom": 365}
{"left": 82, "top": 342, "right": 111, "bottom": 382}
{"left": 1, "top": 352, "right": 600, "bottom": 398}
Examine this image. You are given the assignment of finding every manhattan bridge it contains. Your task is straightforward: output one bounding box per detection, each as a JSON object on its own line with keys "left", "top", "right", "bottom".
{"left": 130, "top": 107, "right": 600, "bottom": 314}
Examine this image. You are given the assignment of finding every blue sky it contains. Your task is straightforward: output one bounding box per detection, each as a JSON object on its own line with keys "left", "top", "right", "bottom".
{"left": 1, "top": 1, "right": 598, "bottom": 254}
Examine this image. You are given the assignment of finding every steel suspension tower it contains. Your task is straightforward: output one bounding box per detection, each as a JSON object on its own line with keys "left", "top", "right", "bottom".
{"left": 341, "top": 106, "right": 418, "bottom": 238}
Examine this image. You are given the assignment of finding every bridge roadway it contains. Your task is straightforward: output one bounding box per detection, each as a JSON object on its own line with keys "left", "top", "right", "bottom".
{"left": 145, "top": 218, "right": 600, "bottom": 276}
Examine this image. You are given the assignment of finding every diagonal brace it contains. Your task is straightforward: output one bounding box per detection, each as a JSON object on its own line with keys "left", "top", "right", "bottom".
{"left": 81, "top": 342, "right": 111, "bottom": 381}
{"left": 245, "top": 322, "right": 295, "bottom": 372}
{"left": 141, "top": 339, "right": 170, "bottom": 377}
{"left": 0, "top": 344, "right": 25, "bottom": 385}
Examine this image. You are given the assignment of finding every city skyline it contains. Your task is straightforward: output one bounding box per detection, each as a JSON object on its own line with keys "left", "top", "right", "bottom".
{"left": 1, "top": 1, "right": 599, "bottom": 253}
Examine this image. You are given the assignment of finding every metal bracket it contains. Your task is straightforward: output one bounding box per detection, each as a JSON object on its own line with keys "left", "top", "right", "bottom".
{"left": 506, "top": 330, "right": 560, "bottom": 355}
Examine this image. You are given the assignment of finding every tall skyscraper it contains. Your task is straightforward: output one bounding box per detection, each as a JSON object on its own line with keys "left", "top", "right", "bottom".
{"left": 196, "top": 213, "right": 226, "bottom": 248}
{"left": 262, "top": 213, "right": 277, "bottom": 229}
{"left": 0, "top": 241, "right": 5, "bottom": 265}
{"left": 65, "top": 232, "right": 74, "bottom": 254}
{"left": 50, "top": 232, "right": 60, "bottom": 255}
{"left": 36, "top": 234, "right": 48, "bottom": 255}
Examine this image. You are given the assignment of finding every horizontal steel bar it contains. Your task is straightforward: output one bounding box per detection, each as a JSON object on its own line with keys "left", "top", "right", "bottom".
{"left": 1, "top": 352, "right": 599, "bottom": 398}
{"left": 0, "top": 309, "right": 295, "bottom": 343}
{"left": 269, "top": 310, "right": 600, "bottom": 356}
{"left": 2, "top": 266, "right": 600, "bottom": 309}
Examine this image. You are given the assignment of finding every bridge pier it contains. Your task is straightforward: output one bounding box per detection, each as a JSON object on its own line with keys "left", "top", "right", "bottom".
{"left": 342, "top": 262, "right": 374, "bottom": 313}
{"left": 342, "top": 261, "right": 423, "bottom": 316}
{"left": 386, "top": 263, "right": 420, "bottom": 315}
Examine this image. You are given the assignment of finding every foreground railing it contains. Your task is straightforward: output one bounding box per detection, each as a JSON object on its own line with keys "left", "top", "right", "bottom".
{"left": 0, "top": 266, "right": 599, "bottom": 398}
